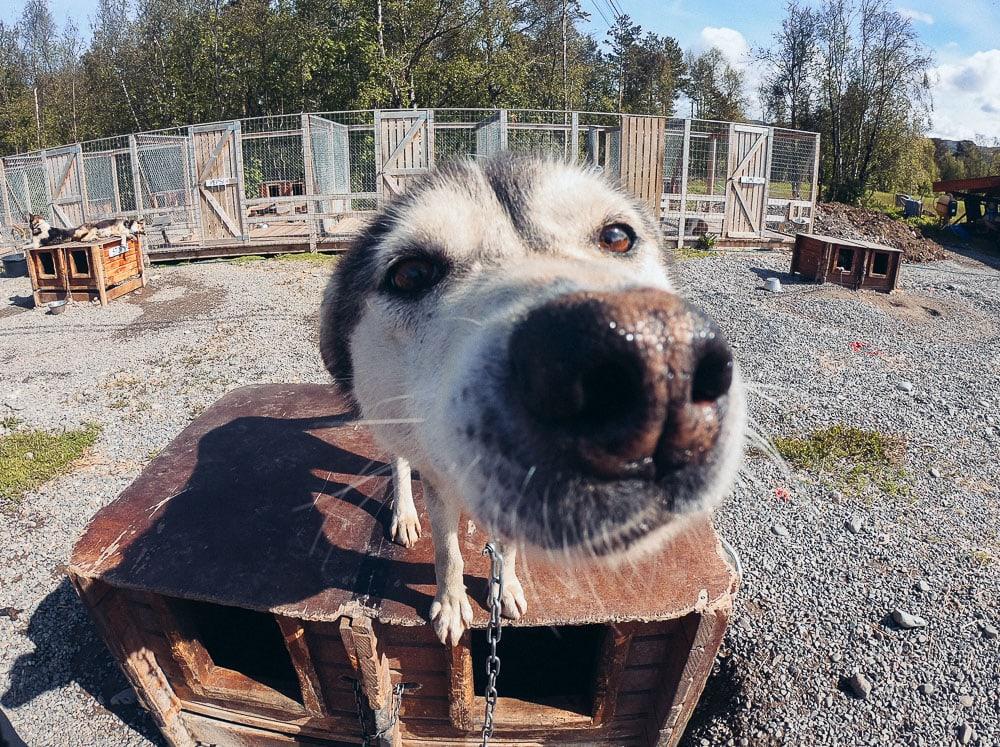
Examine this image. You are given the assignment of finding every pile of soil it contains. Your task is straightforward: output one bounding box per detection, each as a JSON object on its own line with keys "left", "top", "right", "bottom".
{"left": 813, "top": 202, "right": 947, "bottom": 263}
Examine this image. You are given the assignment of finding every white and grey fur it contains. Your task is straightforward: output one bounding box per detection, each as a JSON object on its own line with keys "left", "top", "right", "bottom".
{"left": 73, "top": 216, "right": 146, "bottom": 242}
{"left": 320, "top": 155, "right": 745, "bottom": 646}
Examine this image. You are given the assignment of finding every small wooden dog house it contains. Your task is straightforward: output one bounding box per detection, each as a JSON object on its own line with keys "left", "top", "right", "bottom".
{"left": 68, "top": 384, "right": 739, "bottom": 746}
{"left": 27, "top": 235, "right": 146, "bottom": 307}
{"left": 791, "top": 233, "right": 902, "bottom": 292}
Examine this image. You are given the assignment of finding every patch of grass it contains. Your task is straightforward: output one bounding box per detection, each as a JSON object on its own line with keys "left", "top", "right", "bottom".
{"left": 970, "top": 549, "right": 995, "bottom": 567}
{"left": 275, "top": 251, "right": 338, "bottom": 265}
{"left": 227, "top": 254, "right": 267, "bottom": 265}
{"left": 677, "top": 246, "right": 714, "bottom": 260}
{"left": 1, "top": 416, "right": 23, "bottom": 430}
{"left": 772, "top": 424, "right": 910, "bottom": 499}
{"left": 0, "top": 424, "right": 101, "bottom": 503}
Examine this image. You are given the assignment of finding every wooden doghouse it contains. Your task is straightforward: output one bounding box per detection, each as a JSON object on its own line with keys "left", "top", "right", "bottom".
{"left": 68, "top": 384, "right": 739, "bottom": 747}
{"left": 27, "top": 235, "right": 146, "bottom": 307}
{"left": 791, "top": 233, "right": 902, "bottom": 292}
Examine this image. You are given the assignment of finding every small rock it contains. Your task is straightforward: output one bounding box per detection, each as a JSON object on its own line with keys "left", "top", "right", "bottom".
{"left": 845, "top": 515, "right": 865, "bottom": 534}
{"left": 830, "top": 652, "right": 843, "bottom": 662}
{"left": 918, "top": 683, "right": 935, "bottom": 695}
{"left": 892, "top": 609, "right": 927, "bottom": 629}
{"left": 845, "top": 672, "right": 872, "bottom": 699}
{"left": 770, "top": 524, "right": 789, "bottom": 537}
{"left": 929, "top": 467, "right": 941, "bottom": 479}
{"left": 958, "top": 723, "right": 974, "bottom": 745}
{"left": 23, "top": 451, "right": 34, "bottom": 460}
{"left": 916, "top": 579, "right": 931, "bottom": 593}
{"left": 0, "top": 607, "right": 21, "bottom": 621}
{"left": 958, "top": 695, "right": 974, "bottom": 707}
{"left": 896, "top": 380, "right": 914, "bottom": 393}
{"left": 979, "top": 621, "right": 998, "bottom": 639}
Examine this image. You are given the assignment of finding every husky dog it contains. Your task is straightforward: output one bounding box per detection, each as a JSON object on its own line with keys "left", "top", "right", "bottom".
{"left": 73, "top": 216, "right": 147, "bottom": 243}
{"left": 320, "top": 156, "right": 745, "bottom": 645}
{"left": 27, "top": 213, "right": 75, "bottom": 248}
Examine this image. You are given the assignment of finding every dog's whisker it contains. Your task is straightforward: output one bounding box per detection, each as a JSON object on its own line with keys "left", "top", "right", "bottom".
{"left": 353, "top": 418, "right": 426, "bottom": 426}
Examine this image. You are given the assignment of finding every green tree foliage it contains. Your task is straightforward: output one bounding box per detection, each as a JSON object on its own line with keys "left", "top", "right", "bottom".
{"left": 683, "top": 48, "right": 746, "bottom": 121}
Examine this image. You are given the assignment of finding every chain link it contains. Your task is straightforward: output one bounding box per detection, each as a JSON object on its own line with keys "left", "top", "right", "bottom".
{"left": 352, "top": 678, "right": 405, "bottom": 746}
{"left": 481, "top": 542, "right": 505, "bottom": 747}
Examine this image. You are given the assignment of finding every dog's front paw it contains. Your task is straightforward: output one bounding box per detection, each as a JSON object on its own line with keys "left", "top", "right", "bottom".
{"left": 500, "top": 575, "right": 528, "bottom": 620}
{"left": 430, "top": 589, "right": 473, "bottom": 646}
{"left": 390, "top": 511, "right": 422, "bottom": 548}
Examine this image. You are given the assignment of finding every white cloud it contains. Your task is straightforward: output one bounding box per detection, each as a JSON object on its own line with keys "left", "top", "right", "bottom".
{"left": 897, "top": 7, "right": 934, "bottom": 24}
{"left": 928, "top": 49, "right": 1000, "bottom": 141}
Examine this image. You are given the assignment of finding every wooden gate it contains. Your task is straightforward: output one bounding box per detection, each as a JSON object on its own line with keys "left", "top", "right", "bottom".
{"left": 619, "top": 116, "right": 666, "bottom": 211}
{"left": 376, "top": 110, "right": 433, "bottom": 197}
{"left": 44, "top": 145, "right": 86, "bottom": 227}
{"left": 724, "top": 124, "right": 772, "bottom": 239}
{"left": 191, "top": 122, "right": 247, "bottom": 243}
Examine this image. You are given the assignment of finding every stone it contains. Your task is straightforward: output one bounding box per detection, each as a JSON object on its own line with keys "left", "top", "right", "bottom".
{"left": 771, "top": 524, "right": 789, "bottom": 537}
{"left": 958, "top": 723, "right": 974, "bottom": 745}
{"left": 845, "top": 515, "right": 865, "bottom": 534}
{"left": 916, "top": 579, "right": 931, "bottom": 593}
{"left": 917, "top": 683, "right": 935, "bottom": 695}
{"left": 896, "top": 380, "right": 914, "bottom": 393}
{"left": 110, "top": 687, "right": 137, "bottom": 706}
{"left": 958, "top": 695, "right": 974, "bottom": 707}
{"left": 979, "top": 622, "right": 998, "bottom": 640}
{"left": 929, "top": 467, "right": 941, "bottom": 479}
{"left": 845, "top": 672, "right": 872, "bottom": 699}
{"left": 892, "top": 609, "right": 927, "bottom": 629}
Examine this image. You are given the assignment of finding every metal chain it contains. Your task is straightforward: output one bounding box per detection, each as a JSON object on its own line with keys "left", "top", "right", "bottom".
{"left": 481, "top": 542, "right": 505, "bottom": 747}
{"left": 352, "top": 678, "right": 405, "bottom": 747}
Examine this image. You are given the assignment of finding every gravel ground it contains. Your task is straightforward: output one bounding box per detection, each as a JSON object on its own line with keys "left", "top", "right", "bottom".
{"left": 1, "top": 248, "right": 998, "bottom": 746}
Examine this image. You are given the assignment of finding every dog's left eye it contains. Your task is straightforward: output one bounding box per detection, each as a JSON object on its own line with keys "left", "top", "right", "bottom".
{"left": 385, "top": 258, "right": 442, "bottom": 295}
{"left": 598, "top": 224, "right": 635, "bottom": 254}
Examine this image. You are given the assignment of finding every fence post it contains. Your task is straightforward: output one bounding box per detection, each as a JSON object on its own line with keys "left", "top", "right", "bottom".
{"left": 677, "top": 119, "right": 691, "bottom": 249}
{"left": 301, "top": 113, "right": 318, "bottom": 253}
{"left": 75, "top": 143, "right": 88, "bottom": 223}
{"left": 231, "top": 120, "right": 249, "bottom": 244}
{"left": 570, "top": 112, "right": 579, "bottom": 163}
{"left": 499, "top": 109, "right": 509, "bottom": 151}
{"left": 373, "top": 109, "right": 383, "bottom": 207}
{"left": 809, "top": 132, "right": 821, "bottom": 228}
{"left": 39, "top": 148, "right": 56, "bottom": 225}
{"left": 128, "top": 135, "right": 143, "bottom": 216}
{"left": 186, "top": 126, "right": 204, "bottom": 248}
{"left": 760, "top": 128, "right": 775, "bottom": 239}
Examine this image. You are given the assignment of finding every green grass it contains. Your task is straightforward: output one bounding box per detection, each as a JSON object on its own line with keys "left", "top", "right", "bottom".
{"left": 275, "top": 251, "right": 338, "bottom": 265}
{"left": 0, "top": 424, "right": 101, "bottom": 503}
{"left": 677, "top": 246, "right": 715, "bottom": 260}
{"left": 226, "top": 254, "right": 267, "bottom": 265}
{"left": 772, "top": 424, "right": 910, "bottom": 499}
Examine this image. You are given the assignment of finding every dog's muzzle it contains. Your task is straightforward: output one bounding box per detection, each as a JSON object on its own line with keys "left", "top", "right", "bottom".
{"left": 508, "top": 288, "right": 733, "bottom": 483}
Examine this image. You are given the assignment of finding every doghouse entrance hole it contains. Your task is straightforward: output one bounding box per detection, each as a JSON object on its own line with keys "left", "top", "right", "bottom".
{"left": 38, "top": 251, "right": 56, "bottom": 275}
{"left": 70, "top": 249, "right": 90, "bottom": 275}
{"left": 836, "top": 247, "right": 854, "bottom": 271}
{"left": 471, "top": 624, "right": 606, "bottom": 716}
{"left": 872, "top": 251, "right": 890, "bottom": 275}
{"left": 183, "top": 600, "right": 302, "bottom": 703}
{"left": 267, "top": 184, "right": 281, "bottom": 197}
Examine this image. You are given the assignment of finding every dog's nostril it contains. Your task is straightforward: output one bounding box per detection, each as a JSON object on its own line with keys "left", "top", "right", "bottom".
{"left": 690, "top": 336, "right": 734, "bottom": 403}
{"left": 576, "top": 360, "right": 644, "bottom": 426}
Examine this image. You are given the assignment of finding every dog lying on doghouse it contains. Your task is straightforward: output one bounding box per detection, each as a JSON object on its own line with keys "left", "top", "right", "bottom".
{"left": 27, "top": 213, "right": 146, "bottom": 249}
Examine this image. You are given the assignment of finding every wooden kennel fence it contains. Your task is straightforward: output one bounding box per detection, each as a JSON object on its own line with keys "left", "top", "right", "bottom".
{"left": 68, "top": 384, "right": 740, "bottom": 746}
{"left": 26, "top": 235, "right": 146, "bottom": 306}
{"left": 1, "top": 110, "right": 820, "bottom": 261}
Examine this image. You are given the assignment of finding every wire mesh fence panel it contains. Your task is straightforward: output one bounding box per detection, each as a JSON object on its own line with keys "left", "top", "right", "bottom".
{"left": 3, "top": 154, "right": 50, "bottom": 224}
{"left": 659, "top": 123, "right": 686, "bottom": 238}
{"left": 577, "top": 112, "right": 622, "bottom": 175}
{"left": 241, "top": 117, "right": 308, "bottom": 243}
{"left": 315, "top": 111, "right": 378, "bottom": 214}
{"left": 506, "top": 110, "right": 574, "bottom": 159}
{"left": 767, "top": 128, "right": 819, "bottom": 232}
{"left": 683, "top": 120, "right": 730, "bottom": 238}
{"left": 83, "top": 152, "right": 117, "bottom": 218}
{"left": 135, "top": 130, "right": 196, "bottom": 247}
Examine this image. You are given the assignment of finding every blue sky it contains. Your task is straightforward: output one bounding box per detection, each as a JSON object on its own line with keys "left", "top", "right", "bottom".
{"left": 4, "top": 0, "right": 998, "bottom": 141}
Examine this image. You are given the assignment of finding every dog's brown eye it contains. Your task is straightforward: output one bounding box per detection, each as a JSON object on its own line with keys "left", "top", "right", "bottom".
{"left": 386, "top": 258, "right": 441, "bottom": 295}
{"left": 599, "top": 224, "right": 634, "bottom": 254}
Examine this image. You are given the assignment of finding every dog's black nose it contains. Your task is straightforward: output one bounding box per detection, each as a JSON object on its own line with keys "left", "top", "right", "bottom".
{"left": 508, "top": 289, "right": 733, "bottom": 479}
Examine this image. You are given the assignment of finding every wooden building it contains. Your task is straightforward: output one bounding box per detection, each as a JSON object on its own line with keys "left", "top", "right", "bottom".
{"left": 26, "top": 235, "right": 146, "bottom": 306}
{"left": 68, "top": 384, "right": 740, "bottom": 747}
{"left": 792, "top": 233, "right": 902, "bottom": 292}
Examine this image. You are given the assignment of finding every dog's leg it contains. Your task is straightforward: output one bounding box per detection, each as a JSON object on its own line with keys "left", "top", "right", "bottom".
{"left": 492, "top": 540, "right": 527, "bottom": 620}
{"left": 426, "top": 484, "right": 473, "bottom": 646}
{"left": 389, "top": 456, "right": 421, "bottom": 548}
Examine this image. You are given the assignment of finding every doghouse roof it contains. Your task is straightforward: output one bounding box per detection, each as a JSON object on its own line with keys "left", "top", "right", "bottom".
{"left": 69, "top": 384, "right": 737, "bottom": 628}
{"left": 802, "top": 233, "right": 903, "bottom": 253}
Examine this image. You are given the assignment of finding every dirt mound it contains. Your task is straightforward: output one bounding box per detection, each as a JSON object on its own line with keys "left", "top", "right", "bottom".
{"left": 813, "top": 202, "right": 947, "bottom": 263}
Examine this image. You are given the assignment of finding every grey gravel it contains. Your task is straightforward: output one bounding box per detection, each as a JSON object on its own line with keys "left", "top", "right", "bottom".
{"left": 929, "top": 467, "right": 942, "bottom": 479}
{"left": 2, "top": 249, "right": 999, "bottom": 747}
{"left": 959, "top": 722, "right": 975, "bottom": 744}
{"left": 916, "top": 579, "right": 932, "bottom": 592}
{"left": 770, "top": 524, "right": 789, "bottom": 537}
{"left": 918, "top": 683, "right": 935, "bottom": 695}
{"left": 896, "top": 380, "right": 914, "bottom": 392}
{"left": 979, "top": 622, "right": 998, "bottom": 640}
{"left": 892, "top": 609, "right": 928, "bottom": 629}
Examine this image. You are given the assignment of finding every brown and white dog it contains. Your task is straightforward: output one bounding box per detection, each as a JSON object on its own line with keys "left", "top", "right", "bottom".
{"left": 320, "top": 156, "right": 745, "bottom": 645}
{"left": 73, "top": 216, "right": 146, "bottom": 242}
